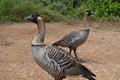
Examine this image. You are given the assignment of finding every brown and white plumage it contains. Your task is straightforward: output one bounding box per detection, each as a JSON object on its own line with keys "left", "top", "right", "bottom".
{"left": 52, "top": 10, "right": 94, "bottom": 59}
{"left": 26, "top": 13, "right": 96, "bottom": 80}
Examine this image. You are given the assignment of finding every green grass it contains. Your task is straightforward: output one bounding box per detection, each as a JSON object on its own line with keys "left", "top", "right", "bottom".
{"left": 0, "top": 0, "right": 120, "bottom": 23}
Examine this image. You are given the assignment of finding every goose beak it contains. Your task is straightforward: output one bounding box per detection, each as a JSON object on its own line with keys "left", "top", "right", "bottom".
{"left": 91, "top": 11, "right": 94, "bottom": 14}
{"left": 91, "top": 10, "right": 94, "bottom": 14}
{"left": 25, "top": 15, "right": 32, "bottom": 21}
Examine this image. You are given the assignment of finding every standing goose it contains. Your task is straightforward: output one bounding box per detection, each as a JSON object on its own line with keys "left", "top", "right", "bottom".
{"left": 52, "top": 10, "right": 94, "bottom": 59}
{"left": 26, "top": 13, "right": 96, "bottom": 80}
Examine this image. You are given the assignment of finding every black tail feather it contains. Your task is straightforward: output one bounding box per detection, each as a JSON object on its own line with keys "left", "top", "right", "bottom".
{"left": 83, "top": 74, "right": 96, "bottom": 80}
{"left": 80, "top": 64, "right": 96, "bottom": 80}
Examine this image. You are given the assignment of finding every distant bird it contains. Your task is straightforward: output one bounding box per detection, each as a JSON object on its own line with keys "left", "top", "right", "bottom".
{"left": 52, "top": 10, "right": 94, "bottom": 59}
{"left": 26, "top": 13, "right": 96, "bottom": 80}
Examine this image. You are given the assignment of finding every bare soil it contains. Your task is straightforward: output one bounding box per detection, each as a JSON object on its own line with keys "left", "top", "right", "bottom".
{"left": 0, "top": 21, "right": 120, "bottom": 80}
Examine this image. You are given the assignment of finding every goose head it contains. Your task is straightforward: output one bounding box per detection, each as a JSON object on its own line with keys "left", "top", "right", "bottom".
{"left": 86, "top": 10, "right": 94, "bottom": 16}
{"left": 26, "top": 13, "right": 42, "bottom": 24}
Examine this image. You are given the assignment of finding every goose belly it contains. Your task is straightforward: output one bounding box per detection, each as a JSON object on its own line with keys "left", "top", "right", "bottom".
{"left": 31, "top": 46, "right": 63, "bottom": 78}
{"left": 32, "top": 46, "right": 47, "bottom": 67}
{"left": 76, "top": 30, "right": 89, "bottom": 47}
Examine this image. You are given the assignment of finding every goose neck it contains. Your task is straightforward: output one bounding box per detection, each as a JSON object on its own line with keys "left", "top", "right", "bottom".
{"left": 83, "top": 14, "right": 89, "bottom": 29}
{"left": 32, "top": 21, "right": 45, "bottom": 45}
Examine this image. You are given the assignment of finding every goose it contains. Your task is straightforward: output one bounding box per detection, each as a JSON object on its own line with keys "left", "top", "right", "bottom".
{"left": 52, "top": 10, "right": 94, "bottom": 59}
{"left": 25, "top": 13, "right": 96, "bottom": 80}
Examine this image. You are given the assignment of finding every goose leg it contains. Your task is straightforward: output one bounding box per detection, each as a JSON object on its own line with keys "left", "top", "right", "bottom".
{"left": 69, "top": 49, "right": 72, "bottom": 55}
{"left": 73, "top": 49, "right": 78, "bottom": 60}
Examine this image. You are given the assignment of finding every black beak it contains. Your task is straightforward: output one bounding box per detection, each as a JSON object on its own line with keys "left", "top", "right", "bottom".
{"left": 91, "top": 11, "right": 94, "bottom": 14}
{"left": 89, "top": 10, "right": 94, "bottom": 14}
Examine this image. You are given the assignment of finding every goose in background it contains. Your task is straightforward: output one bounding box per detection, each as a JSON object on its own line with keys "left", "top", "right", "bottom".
{"left": 25, "top": 13, "right": 96, "bottom": 80}
{"left": 52, "top": 10, "right": 94, "bottom": 59}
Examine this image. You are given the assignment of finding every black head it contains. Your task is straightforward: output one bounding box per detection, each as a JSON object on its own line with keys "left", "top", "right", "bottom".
{"left": 86, "top": 10, "right": 94, "bottom": 16}
{"left": 26, "top": 13, "right": 40, "bottom": 23}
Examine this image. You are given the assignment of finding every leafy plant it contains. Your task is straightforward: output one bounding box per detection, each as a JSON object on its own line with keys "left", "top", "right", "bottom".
{"left": 0, "top": 0, "right": 119, "bottom": 23}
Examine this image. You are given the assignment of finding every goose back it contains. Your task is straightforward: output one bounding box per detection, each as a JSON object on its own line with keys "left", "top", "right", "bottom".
{"left": 53, "top": 29, "right": 89, "bottom": 49}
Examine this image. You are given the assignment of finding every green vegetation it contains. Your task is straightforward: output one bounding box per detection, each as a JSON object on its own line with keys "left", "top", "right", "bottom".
{"left": 0, "top": 0, "right": 119, "bottom": 23}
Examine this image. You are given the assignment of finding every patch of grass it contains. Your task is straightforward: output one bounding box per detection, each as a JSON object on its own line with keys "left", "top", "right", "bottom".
{"left": 0, "top": 0, "right": 42, "bottom": 23}
{"left": 0, "top": 0, "right": 119, "bottom": 23}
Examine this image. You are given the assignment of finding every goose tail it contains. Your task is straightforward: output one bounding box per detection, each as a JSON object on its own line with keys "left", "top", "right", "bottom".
{"left": 80, "top": 64, "right": 96, "bottom": 80}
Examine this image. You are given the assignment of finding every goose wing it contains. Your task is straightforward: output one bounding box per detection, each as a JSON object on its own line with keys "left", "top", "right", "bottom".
{"left": 46, "top": 46, "right": 96, "bottom": 79}
{"left": 46, "top": 46, "right": 77, "bottom": 71}
{"left": 55, "top": 31, "right": 80, "bottom": 46}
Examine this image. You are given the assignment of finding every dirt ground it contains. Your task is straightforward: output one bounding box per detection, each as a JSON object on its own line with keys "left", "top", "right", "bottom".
{"left": 0, "top": 20, "right": 120, "bottom": 80}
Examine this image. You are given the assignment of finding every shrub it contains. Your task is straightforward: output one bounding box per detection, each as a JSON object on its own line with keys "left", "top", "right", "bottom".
{"left": 0, "top": 0, "right": 119, "bottom": 23}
